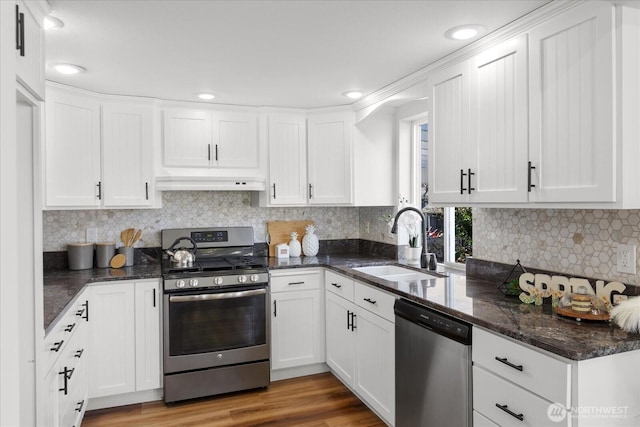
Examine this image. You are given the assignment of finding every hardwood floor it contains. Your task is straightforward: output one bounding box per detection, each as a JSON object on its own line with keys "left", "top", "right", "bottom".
{"left": 82, "top": 373, "right": 387, "bottom": 427}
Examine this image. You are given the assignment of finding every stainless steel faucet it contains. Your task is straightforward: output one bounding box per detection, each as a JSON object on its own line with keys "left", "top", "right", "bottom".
{"left": 390, "top": 207, "right": 427, "bottom": 269}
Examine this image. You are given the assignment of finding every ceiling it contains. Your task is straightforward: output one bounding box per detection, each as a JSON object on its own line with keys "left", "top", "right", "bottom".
{"left": 45, "top": 0, "right": 550, "bottom": 109}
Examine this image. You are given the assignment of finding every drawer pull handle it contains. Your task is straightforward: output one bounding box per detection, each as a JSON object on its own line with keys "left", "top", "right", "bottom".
{"left": 495, "top": 356, "right": 523, "bottom": 371}
{"left": 363, "top": 297, "right": 377, "bottom": 304}
{"left": 288, "top": 281, "right": 305, "bottom": 286}
{"left": 51, "top": 340, "right": 64, "bottom": 352}
{"left": 331, "top": 282, "right": 342, "bottom": 288}
{"left": 496, "top": 403, "right": 524, "bottom": 421}
{"left": 74, "top": 348, "right": 84, "bottom": 358}
{"left": 75, "top": 399, "right": 85, "bottom": 413}
{"left": 64, "top": 323, "right": 76, "bottom": 333}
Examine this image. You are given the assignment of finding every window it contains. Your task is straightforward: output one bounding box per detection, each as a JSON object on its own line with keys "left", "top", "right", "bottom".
{"left": 414, "top": 120, "right": 472, "bottom": 265}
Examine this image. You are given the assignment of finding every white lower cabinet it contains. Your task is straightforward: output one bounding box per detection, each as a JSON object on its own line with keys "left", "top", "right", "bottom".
{"left": 325, "top": 270, "right": 395, "bottom": 426}
{"left": 42, "top": 291, "right": 90, "bottom": 427}
{"left": 88, "top": 280, "right": 161, "bottom": 401}
{"left": 270, "top": 269, "right": 325, "bottom": 376}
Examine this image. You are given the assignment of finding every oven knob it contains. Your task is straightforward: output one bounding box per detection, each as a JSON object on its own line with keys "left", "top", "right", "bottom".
{"left": 213, "top": 277, "right": 223, "bottom": 286}
{"left": 250, "top": 274, "right": 260, "bottom": 282}
{"left": 237, "top": 275, "right": 247, "bottom": 283}
{"left": 176, "top": 279, "right": 186, "bottom": 289}
{"left": 189, "top": 279, "right": 199, "bottom": 287}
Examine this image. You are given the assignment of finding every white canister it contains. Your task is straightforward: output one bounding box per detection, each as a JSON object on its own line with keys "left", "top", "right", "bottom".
{"left": 275, "top": 243, "right": 290, "bottom": 259}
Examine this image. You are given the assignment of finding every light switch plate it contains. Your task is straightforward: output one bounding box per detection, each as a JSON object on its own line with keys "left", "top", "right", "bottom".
{"left": 86, "top": 227, "right": 98, "bottom": 243}
{"left": 616, "top": 244, "right": 636, "bottom": 274}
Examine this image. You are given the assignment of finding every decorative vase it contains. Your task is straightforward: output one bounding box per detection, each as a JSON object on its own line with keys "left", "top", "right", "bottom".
{"left": 405, "top": 246, "right": 422, "bottom": 263}
{"left": 302, "top": 225, "right": 319, "bottom": 256}
{"left": 288, "top": 231, "right": 302, "bottom": 257}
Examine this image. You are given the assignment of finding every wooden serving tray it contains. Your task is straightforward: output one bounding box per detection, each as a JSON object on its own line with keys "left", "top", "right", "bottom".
{"left": 267, "top": 220, "right": 314, "bottom": 257}
{"left": 555, "top": 306, "right": 610, "bottom": 322}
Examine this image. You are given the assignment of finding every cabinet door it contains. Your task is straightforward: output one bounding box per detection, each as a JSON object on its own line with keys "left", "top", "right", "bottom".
{"left": 271, "top": 289, "right": 324, "bottom": 370}
{"left": 88, "top": 283, "right": 136, "bottom": 398}
{"left": 325, "top": 291, "right": 355, "bottom": 386}
{"left": 354, "top": 308, "right": 395, "bottom": 425}
{"left": 428, "top": 61, "right": 470, "bottom": 204}
{"left": 102, "top": 103, "right": 154, "bottom": 207}
{"left": 469, "top": 36, "right": 528, "bottom": 203}
{"left": 15, "top": 1, "right": 44, "bottom": 99}
{"left": 45, "top": 88, "right": 101, "bottom": 207}
{"left": 163, "top": 109, "right": 211, "bottom": 167}
{"left": 307, "top": 113, "right": 353, "bottom": 205}
{"left": 134, "top": 281, "right": 161, "bottom": 391}
{"left": 213, "top": 111, "right": 259, "bottom": 169}
{"left": 268, "top": 114, "right": 308, "bottom": 205}
{"left": 528, "top": 2, "right": 614, "bottom": 203}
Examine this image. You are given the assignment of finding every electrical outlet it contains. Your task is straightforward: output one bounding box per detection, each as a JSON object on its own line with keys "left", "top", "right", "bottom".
{"left": 86, "top": 227, "right": 98, "bottom": 243}
{"left": 365, "top": 222, "right": 370, "bottom": 234}
{"left": 616, "top": 244, "right": 636, "bottom": 274}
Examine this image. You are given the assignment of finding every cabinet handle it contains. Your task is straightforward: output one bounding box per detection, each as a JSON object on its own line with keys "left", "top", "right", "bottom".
{"left": 460, "top": 169, "right": 467, "bottom": 194}
{"left": 528, "top": 161, "right": 536, "bottom": 192}
{"left": 346, "top": 309, "right": 351, "bottom": 330}
{"left": 207, "top": 144, "right": 211, "bottom": 161}
{"left": 467, "top": 168, "right": 475, "bottom": 194}
{"left": 75, "top": 400, "right": 85, "bottom": 413}
{"left": 350, "top": 312, "right": 356, "bottom": 331}
{"left": 495, "top": 356, "right": 523, "bottom": 371}
{"left": 80, "top": 300, "right": 89, "bottom": 322}
{"left": 145, "top": 182, "right": 149, "bottom": 200}
{"left": 331, "top": 282, "right": 342, "bottom": 288}
{"left": 495, "top": 403, "right": 524, "bottom": 421}
{"left": 96, "top": 182, "right": 102, "bottom": 200}
{"left": 288, "top": 281, "right": 304, "bottom": 286}
{"left": 308, "top": 184, "right": 313, "bottom": 199}
{"left": 74, "top": 348, "right": 84, "bottom": 358}
{"left": 363, "top": 297, "right": 377, "bottom": 305}
{"left": 15, "top": 5, "right": 25, "bottom": 57}
{"left": 50, "top": 340, "right": 64, "bottom": 352}
{"left": 64, "top": 323, "right": 76, "bottom": 333}
{"left": 273, "top": 300, "right": 277, "bottom": 317}
{"left": 272, "top": 183, "right": 276, "bottom": 199}
{"left": 215, "top": 144, "right": 219, "bottom": 161}
{"left": 153, "top": 289, "right": 156, "bottom": 308}
{"left": 58, "top": 367, "right": 74, "bottom": 395}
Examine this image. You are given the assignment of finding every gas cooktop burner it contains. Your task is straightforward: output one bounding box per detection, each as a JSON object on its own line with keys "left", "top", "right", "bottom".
{"left": 161, "top": 256, "right": 268, "bottom": 275}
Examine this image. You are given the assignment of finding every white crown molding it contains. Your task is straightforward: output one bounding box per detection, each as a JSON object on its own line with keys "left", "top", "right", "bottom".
{"left": 352, "top": 0, "right": 587, "bottom": 112}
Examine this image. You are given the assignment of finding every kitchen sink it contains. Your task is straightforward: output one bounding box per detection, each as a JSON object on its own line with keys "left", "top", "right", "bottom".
{"left": 352, "top": 265, "right": 440, "bottom": 281}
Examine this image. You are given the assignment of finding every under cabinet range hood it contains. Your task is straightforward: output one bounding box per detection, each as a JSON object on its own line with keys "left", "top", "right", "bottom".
{"left": 155, "top": 176, "right": 266, "bottom": 191}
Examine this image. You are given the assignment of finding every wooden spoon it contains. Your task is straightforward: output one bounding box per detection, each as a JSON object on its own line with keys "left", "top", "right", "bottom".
{"left": 130, "top": 229, "right": 142, "bottom": 247}
{"left": 121, "top": 228, "right": 134, "bottom": 247}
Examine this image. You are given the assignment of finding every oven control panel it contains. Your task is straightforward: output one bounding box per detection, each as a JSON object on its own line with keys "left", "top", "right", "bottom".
{"left": 164, "top": 272, "right": 269, "bottom": 291}
{"left": 191, "top": 231, "right": 228, "bottom": 243}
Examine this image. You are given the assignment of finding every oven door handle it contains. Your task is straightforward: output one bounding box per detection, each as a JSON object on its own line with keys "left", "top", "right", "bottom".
{"left": 169, "top": 288, "right": 266, "bottom": 302}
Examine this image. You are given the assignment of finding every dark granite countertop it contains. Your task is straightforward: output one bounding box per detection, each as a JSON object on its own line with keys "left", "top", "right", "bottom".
{"left": 44, "top": 254, "right": 640, "bottom": 361}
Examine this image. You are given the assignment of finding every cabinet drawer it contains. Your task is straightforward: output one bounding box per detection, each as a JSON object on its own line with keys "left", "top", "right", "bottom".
{"left": 473, "top": 328, "right": 570, "bottom": 406}
{"left": 271, "top": 270, "right": 321, "bottom": 292}
{"left": 43, "top": 296, "right": 88, "bottom": 373}
{"left": 325, "top": 270, "right": 354, "bottom": 301}
{"left": 474, "top": 367, "right": 569, "bottom": 427}
{"left": 354, "top": 282, "right": 396, "bottom": 323}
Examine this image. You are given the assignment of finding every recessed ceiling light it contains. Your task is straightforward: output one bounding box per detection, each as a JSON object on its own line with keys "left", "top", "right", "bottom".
{"left": 197, "top": 93, "right": 215, "bottom": 100}
{"left": 44, "top": 15, "right": 64, "bottom": 30}
{"left": 51, "top": 63, "right": 86, "bottom": 75}
{"left": 444, "top": 25, "right": 486, "bottom": 41}
{"left": 343, "top": 91, "right": 363, "bottom": 100}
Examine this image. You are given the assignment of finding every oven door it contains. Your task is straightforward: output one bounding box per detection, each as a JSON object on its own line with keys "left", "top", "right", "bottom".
{"left": 163, "top": 285, "right": 269, "bottom": 374}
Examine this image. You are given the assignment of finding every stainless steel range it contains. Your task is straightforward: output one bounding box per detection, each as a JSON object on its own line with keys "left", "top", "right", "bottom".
{"left": 161, "top": 227, "right": 270, "bottom": 403}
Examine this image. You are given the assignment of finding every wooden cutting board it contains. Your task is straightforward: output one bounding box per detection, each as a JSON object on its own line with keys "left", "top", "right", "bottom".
{"left": 267, "top": 220, "right": 314, "bottom": 257}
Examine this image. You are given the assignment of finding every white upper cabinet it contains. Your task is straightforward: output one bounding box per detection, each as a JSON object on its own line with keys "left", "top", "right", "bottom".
{"left": 307, "top": 112, "right": 354, "bottom": 205}
{"left": 528, "top": 1, "right": 614, "bottom": 203}
{"left": 469, "top": 35, "right": 528, "bottom": 203}
{"left": 15, "top": 1, "right": 45, "bottom": 99}
{"left": 163, "top": 109, "right": 212, "bottom": 168}
{"left": 162, "top": 108, "right": 259, "bottom": 169}
{"left": 44, "top": 84, "right": 159, "bottom": 209}
{"left": 102, "top": 102, "right": 154, "bottom": 207}
{"left": 428, "top": 61, "right": 471, "bottom": 205}
{"left": 45, "top": 88, "right": 102, "bottom": 207}
{"left": 267, "top": 114, "right": 308, "bottom": 205}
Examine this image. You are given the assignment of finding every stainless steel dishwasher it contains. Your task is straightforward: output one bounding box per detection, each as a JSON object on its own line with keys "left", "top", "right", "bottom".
{"left": 395, "top": 298, "right": 472, "bottom": 427}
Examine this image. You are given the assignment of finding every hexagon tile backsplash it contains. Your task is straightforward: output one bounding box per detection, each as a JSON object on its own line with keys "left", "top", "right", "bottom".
{"left": 43, "top": 191, "right": 366, "bottom": 251}
{"left": 474, "top": 208, "right": 640, "bottom": 286}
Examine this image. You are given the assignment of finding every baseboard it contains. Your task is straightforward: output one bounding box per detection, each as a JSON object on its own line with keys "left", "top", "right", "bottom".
{"left": 270, "top": 363, "right": 329, "bottom": 381}
{"left": 87, "top": 388, "right": 163, "bottom": 411}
